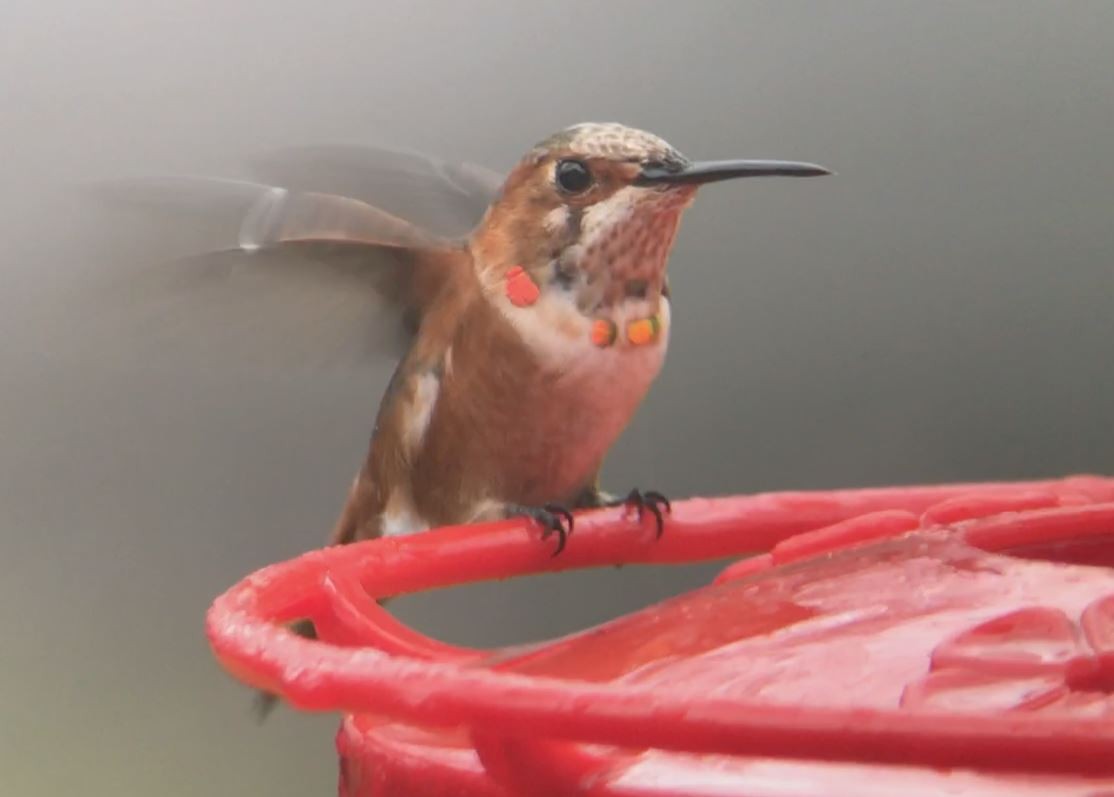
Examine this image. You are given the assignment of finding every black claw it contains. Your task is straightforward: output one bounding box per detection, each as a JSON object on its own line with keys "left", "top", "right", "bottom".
{"left": 509, "top": 503, "right": 575, "bottom": 556}
{"left": 540, "top": 503, "right": 574, "bottom": 556}
{"left": 643, "top": 490, "right": 671, "bottom": 514}
{"left": 644, "top": 501, "right": 665, "bottom": 539}
{"left": 610, "top": 488, "right": 672, "bottom": 539}
{"left": 544, "top": 503, "right": 575, "bottom": 536}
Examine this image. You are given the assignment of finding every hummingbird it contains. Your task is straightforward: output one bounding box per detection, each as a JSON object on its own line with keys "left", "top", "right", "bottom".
{"left": 163, "top": 123, "right": 829, "bottom": 552}
{"left": 104, "top": 122, "right": 828, "bottom": 713}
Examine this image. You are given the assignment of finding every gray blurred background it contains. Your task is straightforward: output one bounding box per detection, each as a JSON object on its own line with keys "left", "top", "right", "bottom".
{"left": 3, "top": 1, "right": 1113, "bottom": 794}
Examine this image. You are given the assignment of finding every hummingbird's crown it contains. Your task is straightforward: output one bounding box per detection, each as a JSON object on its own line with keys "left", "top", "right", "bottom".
{"left": 529, "top": 123, "right": 689, "bottom": 170}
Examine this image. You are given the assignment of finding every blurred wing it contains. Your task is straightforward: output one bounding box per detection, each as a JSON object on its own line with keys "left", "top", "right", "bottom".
{"left": 99, "top": 174, "right": 448, "bottom": 253}
{"left": 247, "top": 144, "right": 504, "bottom": 239}
{"left": 90, "top": 174, "right": 467, "bottom": 371}
{"left": 241, "top": 185, "right": 447, "bottom": 254}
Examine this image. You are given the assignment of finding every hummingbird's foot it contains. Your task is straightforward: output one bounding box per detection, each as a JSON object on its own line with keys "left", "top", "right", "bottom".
{"left": 506, "top": 503, "right": 575, "bottom": 556}
{"left": 605, "top": 488, "right": 672, "bottom": 539}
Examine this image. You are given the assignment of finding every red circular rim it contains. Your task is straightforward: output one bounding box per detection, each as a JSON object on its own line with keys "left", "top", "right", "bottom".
{"left": 207, "top": 476, "right": 1114, "bottom": 775}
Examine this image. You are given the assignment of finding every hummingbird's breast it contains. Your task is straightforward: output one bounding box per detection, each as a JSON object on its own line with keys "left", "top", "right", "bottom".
{"left": 510, "top": 301, "right": 670, "bottom": 503}
{"left": 411, "top": 293, "right": 670, "bottom": 519}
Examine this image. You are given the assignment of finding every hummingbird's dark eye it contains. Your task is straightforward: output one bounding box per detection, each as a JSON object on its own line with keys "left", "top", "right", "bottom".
{"left": 554, "top": 159, "right": 593, "bottom": 194}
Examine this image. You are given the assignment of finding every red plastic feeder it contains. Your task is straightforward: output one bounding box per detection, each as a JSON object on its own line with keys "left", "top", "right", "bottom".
{"left": 207, "top": 476, "right": 1114, "bottom": 795}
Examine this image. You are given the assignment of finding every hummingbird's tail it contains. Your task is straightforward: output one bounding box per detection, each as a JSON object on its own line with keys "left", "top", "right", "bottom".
{"left": 251, "top": 617, "right": 318, "bottom": 722}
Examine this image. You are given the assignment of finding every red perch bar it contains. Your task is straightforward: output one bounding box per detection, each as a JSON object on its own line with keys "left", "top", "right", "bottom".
{"left": 207, "top": 475, "right": 1114, "bottom": 796}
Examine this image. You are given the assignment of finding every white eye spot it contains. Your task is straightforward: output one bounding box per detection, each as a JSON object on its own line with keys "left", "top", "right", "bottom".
{"left": 580, "top": 187, "right": 639, "bottom": 249}
{"left": 543, "top": 206, "right": 568, "bottom": 233}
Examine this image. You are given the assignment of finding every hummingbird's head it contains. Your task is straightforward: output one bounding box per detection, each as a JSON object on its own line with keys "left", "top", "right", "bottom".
{"left": 471, "top": 123, "right": 828, "bottom": 349}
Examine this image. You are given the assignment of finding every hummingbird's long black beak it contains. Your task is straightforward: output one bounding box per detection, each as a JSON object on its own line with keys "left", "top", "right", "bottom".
{"left": 635, "top": 159, "right": 832, "bottom": 186}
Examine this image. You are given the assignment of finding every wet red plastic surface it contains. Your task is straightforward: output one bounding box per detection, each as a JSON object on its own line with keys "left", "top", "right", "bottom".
{"left": 206, "top": 476, "right": 1114, "bottom": 795}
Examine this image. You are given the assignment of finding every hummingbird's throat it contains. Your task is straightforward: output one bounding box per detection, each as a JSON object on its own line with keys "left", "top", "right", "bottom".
{"left": 504, "top": 266, "right": 663, "bottom": 348}
{"left": 571, "top": 187, "right": 690, "bottom": 308}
